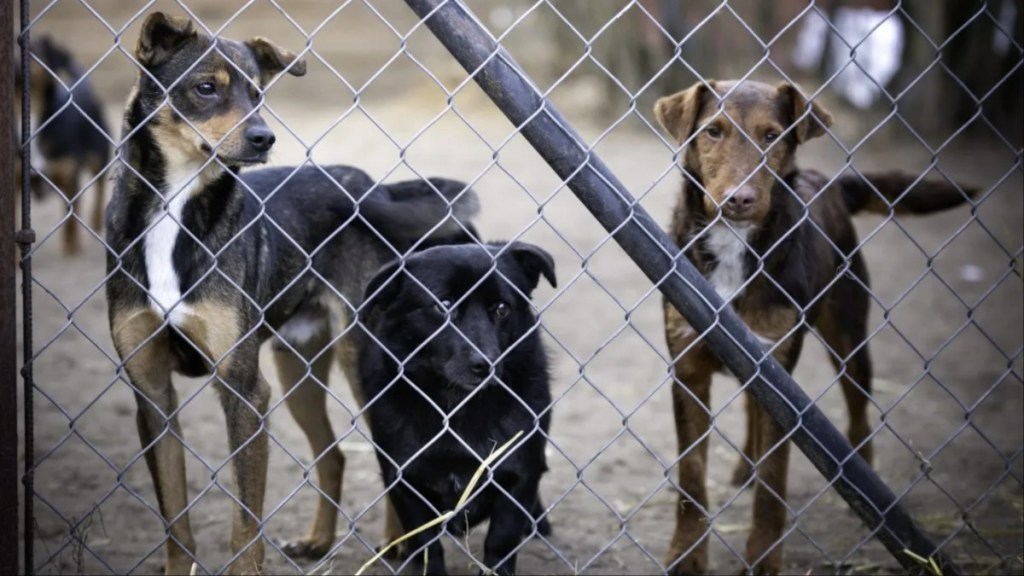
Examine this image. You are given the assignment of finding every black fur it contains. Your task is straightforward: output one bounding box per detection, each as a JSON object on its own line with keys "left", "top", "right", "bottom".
{"left": 32, "top": 36, "right": 110, "bottom": 169}
{"left": 359, "top": 242, "right": 556, "bottom": 576}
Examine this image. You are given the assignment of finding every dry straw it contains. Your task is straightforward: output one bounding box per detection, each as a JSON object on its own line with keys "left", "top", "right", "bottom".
{"left": 355, "top": 430, "right": 526, "bottom": 576}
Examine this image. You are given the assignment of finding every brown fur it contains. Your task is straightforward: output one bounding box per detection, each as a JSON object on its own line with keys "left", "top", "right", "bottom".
{"left": 111, "top": 307, "right": 197, "bottom": 574}
{"left": 151, "top": 100, "right": 251, "bottom": 164}
{"left": 111, "top": 299, "right": 269, "bottom": 575}
{"left": 654, "top": 79, "right": 973, "bottom": 575}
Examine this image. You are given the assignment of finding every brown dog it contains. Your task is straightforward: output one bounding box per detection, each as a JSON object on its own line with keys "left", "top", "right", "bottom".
{"left": 654, "top": 79, "right": 976, "bottom": 575}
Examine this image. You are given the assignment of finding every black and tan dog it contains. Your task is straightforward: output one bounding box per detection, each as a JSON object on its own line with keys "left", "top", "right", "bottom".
{"left": 359, "top": 242, "right": 556, "bottom": 575}
{"left": 105, "top": 13, "right": 478, "bottom": 574}
{"left": 15, "top": 36, "right": 111, "bottom": 255}
{"left": 653, "top": 79, "right": 976, "bottom": 575}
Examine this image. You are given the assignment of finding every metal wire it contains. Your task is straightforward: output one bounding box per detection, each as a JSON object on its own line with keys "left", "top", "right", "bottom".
{"left": 12, "top": 0, "right": 1023, "bottom": 574}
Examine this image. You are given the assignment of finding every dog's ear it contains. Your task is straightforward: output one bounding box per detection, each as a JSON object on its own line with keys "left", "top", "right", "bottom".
{"left": 508, "top": 242, "right": 557, "bottom": 292}
{"left": 136, "top": 12, "right": 196, "bottom": 69}
{"left": 777, "top": 82, "right": 833, "bottom": 143}
{"left": 246, "top": 37, "right": 307, "bottom": 84}
{"left": 654, "top": 80, "right": 713, "bottom": 143}
{"left": 362, "top": 260, "right": 404, "bottom": 318}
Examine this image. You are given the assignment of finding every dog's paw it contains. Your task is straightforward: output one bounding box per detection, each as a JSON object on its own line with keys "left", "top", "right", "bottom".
{"left": 736, "top": 562, "right": 782, "bottom": 576}
{"left": 665, "top": 552, "right": 707, "bottom": 575}
{"left": 278, "top": 536, "right": 332, "bottom": 560}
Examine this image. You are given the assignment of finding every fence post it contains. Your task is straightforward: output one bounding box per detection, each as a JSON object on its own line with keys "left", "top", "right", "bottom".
{"left": 0, "top": 0, "right": 20, "bottom": 572}
{"left": 402, "top": 1, "right": 961, "bottom": 574}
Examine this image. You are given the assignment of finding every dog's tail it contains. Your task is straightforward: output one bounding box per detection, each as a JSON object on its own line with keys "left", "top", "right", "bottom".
{"left": 361, "top": 177, "right": 480, "bottom": 247}
{"left": 839, "top": 171, "right": 977, "bottom": 216}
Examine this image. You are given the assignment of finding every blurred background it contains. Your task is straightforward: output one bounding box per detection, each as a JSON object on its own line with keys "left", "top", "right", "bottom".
{"left": 13, "top": 1, "right": 1023, "bottom": 574}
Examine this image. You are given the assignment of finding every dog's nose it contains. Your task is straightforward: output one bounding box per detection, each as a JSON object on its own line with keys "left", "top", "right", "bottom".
{"left": 726, "top": 187, "right": 756, "bottom": 208}
{"left": 245, "top": 126, "right": 276, "bottom": 152}
{"left": 469, "top": 354, "right": 490, "bottom": 378}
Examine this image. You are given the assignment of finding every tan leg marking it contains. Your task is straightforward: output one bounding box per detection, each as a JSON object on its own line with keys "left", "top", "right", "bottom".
{"left": 272, "top": 328, "right": 344, "bottom": 559}
{"left": 337, "top": 331, "right": 405, "bottom": 553}
{"left": 46, "top": 158, "right": 82, "bottom": 256}
{"left": 87, "top": 154, "right": 108, "bottom": 232}
{"left": 111, "top": 307, "right": 196, "bottom": 575}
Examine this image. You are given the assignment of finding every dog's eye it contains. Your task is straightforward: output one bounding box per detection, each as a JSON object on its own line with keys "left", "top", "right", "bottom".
{"left": 492, "top": 302, "right": 510, "bottom": 319}
{"left": 764, "top": 131, "right": 779, "bottom": 144}
{"left": 705, "top": 125, "right": 722, "bottom": 140}
{"left": 433, "top": 299, "right": 452, "bottom": 315}
{"left": 195, "top": 82, "right": 217, "bottom": 97}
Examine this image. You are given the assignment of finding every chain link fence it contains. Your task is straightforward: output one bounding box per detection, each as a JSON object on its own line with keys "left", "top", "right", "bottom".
{"left": 6, "top": 0, "right": 1023, "bottom": 574}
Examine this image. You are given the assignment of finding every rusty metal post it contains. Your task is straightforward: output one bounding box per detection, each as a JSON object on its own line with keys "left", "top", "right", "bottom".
{"left": 0, "top": 0, "right": 20, "bottom": 572}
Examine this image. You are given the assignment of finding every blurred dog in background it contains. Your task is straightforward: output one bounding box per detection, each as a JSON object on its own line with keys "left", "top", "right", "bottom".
{"left": 14, "top": 35, "right": 110, "bottom": 255}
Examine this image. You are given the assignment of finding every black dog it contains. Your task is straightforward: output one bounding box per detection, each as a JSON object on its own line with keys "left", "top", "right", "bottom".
{"left": 359, "top": 242, "right": 557, "bottom": 575}
{"left": 15, "top": 36, "right": 111, "bottom": 254}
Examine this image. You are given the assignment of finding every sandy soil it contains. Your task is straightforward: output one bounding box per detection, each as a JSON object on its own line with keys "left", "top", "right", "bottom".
{"left": 13, "top": 1, "right": 1023, "bottom": 575}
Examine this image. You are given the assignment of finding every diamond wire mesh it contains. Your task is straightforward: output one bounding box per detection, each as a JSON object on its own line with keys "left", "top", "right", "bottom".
{"left": 14, "top": 0, "right": 1023, "bottom": 574}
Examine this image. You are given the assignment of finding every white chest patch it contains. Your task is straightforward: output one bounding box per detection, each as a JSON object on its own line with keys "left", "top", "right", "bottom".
{"left": 704, "top": 223, "right": 754, "bottom": 301}
{"left": 144, "top": 164, "right": 203, "bottom": 326}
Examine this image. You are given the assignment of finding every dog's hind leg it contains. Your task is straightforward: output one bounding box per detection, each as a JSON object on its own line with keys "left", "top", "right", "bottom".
{"left": 730, "top": 393, "right": 757, "bottom": 486}
{"left": 112, "top": 309, "right": 197, "bottom": 575}
{"left": 48, "top": 157, "right": 82, "bottom": 255}
{"left": 817, "top": 257, "right": 874, "bottom": 467}
{"left": 336, "top": 332, "right": 407, "bottom": 558}
{"left": 87, "top": 154, "right": 107, "bottom": 233}
{"left": 271, "top": 327, "right": 344, "bottom": 559}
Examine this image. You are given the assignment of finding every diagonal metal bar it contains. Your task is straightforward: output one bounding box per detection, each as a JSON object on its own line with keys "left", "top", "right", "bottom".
{"left": 403, "top": 1, "right": 962, "bottom": 574}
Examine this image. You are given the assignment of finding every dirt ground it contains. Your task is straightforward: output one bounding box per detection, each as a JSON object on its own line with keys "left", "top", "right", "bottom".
{"left": 13, "top": 1, "right": 1024, "bottom": 575}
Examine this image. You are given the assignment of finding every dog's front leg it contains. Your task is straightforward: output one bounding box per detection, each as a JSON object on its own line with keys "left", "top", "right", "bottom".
{"left": 482, "top": 475, "right": 541, "bottom": 576}
{"left": 743, "top": 336, "right": 802, "bottom": 576}
{"left": 664, "top": 347, "right": 716, "bottom": 576}
{"left": 388, "top": 485, "right": 448, "bottom": 575}
{"left": 216, "top": 345, "right": 271, "bottom": 576}
{"left": 112, "top": 309, "right": 197, "bottom": 575}
{"left": 743, "top": 402, "right": 790, "bottom": 576}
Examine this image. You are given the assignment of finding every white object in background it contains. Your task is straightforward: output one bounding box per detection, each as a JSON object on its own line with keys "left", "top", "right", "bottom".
{"left": 828, "top": 7, "right": 905, "bottom": 110}
{"left": 792, "top": 12, "right": 830, "bottom": 72}
{"left": 960, "top": 264, "right": 984, "bottom": 283}
{"left": 994, "top": 0, "right": 1018, "bottom": 56}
